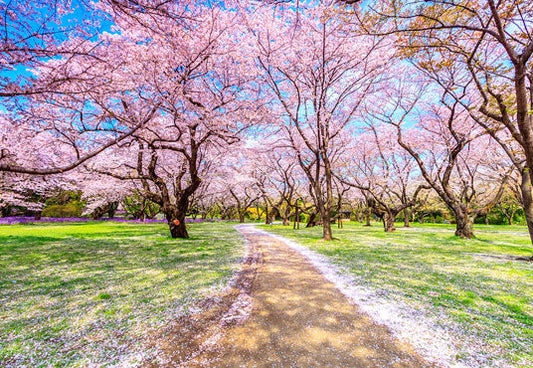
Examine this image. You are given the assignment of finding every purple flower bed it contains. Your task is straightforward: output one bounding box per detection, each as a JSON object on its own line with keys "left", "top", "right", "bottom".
{"left": 0, "top": 217, "right": 238, "bottom": 225}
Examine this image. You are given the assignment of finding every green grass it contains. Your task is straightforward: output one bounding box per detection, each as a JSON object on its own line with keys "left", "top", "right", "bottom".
{"left": 260, "top": 222, "right": 533, "bottom": 366}
{"left": 0, "top": 221, "right": 244, "bottom": 367}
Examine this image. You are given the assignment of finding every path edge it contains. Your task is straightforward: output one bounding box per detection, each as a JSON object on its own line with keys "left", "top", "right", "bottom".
{"left": 251, "top": 225, "right": 477, "bottom": 368}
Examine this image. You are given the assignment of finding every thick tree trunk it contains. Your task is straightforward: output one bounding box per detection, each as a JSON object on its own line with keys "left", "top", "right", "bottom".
{"left": 107, "top": 202, "right": 118, "bottom": 218}
{"left": 514, "top": 64, "right": 533, "bottom": 260}
{"left": 383, "top": 212, "right": 396, "bottom": 232}
{"left": 322, "top": 215, "right": 333, "bottom": 241}
{"left": 166, "top": 209, "right": 188, "bottom": 238}
{"left": 520, "top": 169, "right": 533, "bottom": 245}
{"left": 168, "top": 220, "right": 188, "bottom": 238}
{"left": 306, "top": 212, "right": 317, "bottom": 227}
{"left": 0, "top": 206, "right": 10, "bottom": 217}
{"left": 282, "top": 217, "right": 290, "bottom": 226}
{"left": 485, "top": 215, "right": 489, "bottom": 225}
{"left": 403, "top": 208, "right": 410, "bottom": 227}
{"left": 455, "top": 211, "right": 474, "bottom": 238}
{"left": 239, "top": 213, "right": 245, "bottom": 223}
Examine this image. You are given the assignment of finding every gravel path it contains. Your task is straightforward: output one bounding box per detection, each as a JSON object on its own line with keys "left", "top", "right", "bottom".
{"left": 190, "top": 225, "right": 433, "bottom": 368}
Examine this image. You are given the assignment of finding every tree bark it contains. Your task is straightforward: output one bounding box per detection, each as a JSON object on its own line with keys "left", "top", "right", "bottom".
{"left": 403, "top": 208, "right": 410, "bottom": 227}
{"left": 165, "top": 207, "right": 188, "bottom": 238}
{"left": 364, "top": 211, "right": 371, "bottom": 226}
{"left": 265, "top": 204, "right": 270, "bottom": 224}
{"left": 454, "top": 211, "right": 474, "bottom": 238}
{"left": 107, "top": 202, "right": 118, "bottom": 218}
{"left": 0, "top": 206, "right": 10, "bottom": 217}
{"left": 322, "top": 215, "right": 333, "bottom": 241}
{"left": 306, "top": 212, "right": 317, "bottom": 227}
{"left": 520, "top": 169, "right": 533, "bottom": 243}
{"left": 383, "top": 212, "right": 396, "bottom": 232}
{"left": 167, "top": 215, "right": 188, "bottom": 238}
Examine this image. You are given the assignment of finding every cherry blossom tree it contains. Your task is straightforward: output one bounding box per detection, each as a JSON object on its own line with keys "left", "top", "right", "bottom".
{"left": 372, "top": 77, "right": 511, "bottom": 238}
{"left": 0, "top": 0, "right": 212, "bottom": 176}
{"left": 252, "top": 2, "right": 391, "bottom": 240}
{"left": 346, "top": 0, "right": 533, "bottom": 252}
{"left": 78, "top": 6, "right": 263, "bottom": 237}
{"left": 0, "top": 171, "right": 78, "bottom": 217}
{"left": 338, "top": 125, "right": 429, "bottom": 232}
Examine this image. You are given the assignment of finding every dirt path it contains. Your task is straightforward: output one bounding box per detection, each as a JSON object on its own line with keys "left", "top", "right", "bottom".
{"left": 187, "top": 225, "right": 433, "bottom": 368}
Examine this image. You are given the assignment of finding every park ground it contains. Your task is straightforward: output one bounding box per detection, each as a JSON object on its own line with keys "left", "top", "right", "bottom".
{"left": 0, "top": 221, "right": 532, "bottom": 367}
{"left": 0, "top": 221, "right": 245, "bottom": 367}
{"left": 260, "top": 222, "right": 533, "bottom": 367}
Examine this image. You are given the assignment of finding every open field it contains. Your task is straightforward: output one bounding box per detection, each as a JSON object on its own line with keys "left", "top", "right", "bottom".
{"left": 0, "top": 221, "right": 244, "bottom": 367}
{"left": 259, "top": 222, "right": 533, "bottom": 366}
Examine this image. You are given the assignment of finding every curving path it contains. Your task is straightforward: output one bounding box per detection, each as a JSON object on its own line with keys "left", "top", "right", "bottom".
{"left": 189, "top": 225, "right": 434, "bottom": 368}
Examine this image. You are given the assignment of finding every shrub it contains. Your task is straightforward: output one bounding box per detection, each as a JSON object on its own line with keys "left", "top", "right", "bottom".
{"left": 42, "top": 202, "right": 83, "bottom": 218}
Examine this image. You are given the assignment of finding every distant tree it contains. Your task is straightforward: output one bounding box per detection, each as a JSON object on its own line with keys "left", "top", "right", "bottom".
{"left": 254, "top": 3, "right": 391, "bottom": 239}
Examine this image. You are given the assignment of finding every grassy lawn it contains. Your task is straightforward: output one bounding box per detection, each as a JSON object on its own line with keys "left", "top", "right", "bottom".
{"left": 260, "top": 222, "right": 533, "bottom": 367}
{"left": 0, "top": 221, "right": 244, "bottom": 367}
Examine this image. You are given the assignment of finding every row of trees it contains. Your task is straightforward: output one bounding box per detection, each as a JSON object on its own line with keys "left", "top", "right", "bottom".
{"left": 1, "top": 1, "right": 532, "bottom": 257}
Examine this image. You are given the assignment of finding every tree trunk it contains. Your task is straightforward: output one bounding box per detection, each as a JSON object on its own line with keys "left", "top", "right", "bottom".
{"left": 322, "top": 215, "right": 333, "bottom": 241}
{"left": 306, "top": 212, "right": 317, "bottom": 227}
{"left": 514, "top": 64, "right": 533, "bottom": 260}
{"left": 403, "top": 208, "right": 410, "bottom": 227}
{"left": 520, "top": 169, "right": 533, "bottom": 245}
{"left": 282, "top": 217, "right": 290, "bottom": 226}
{"left": 168, "top": 217, "right": 188, "bottom": 238}
{"left": 485, "top": 214, "right": 489, "bottom": 225}
{"left": 166, "top": 208, "right": 188, "bottom": 238}
{"left": 239, "top": 213, "right": 245, "bottom": 223}
{"left": 265, "top": 209, "right": 271, "bottom": 224}
{"left": 454, "top": 211, "right": 474, "bottom": 238}
{"left": 508, "top": 208, "right": 517, "bottom": 226}
{"left": 0, "top": 206, "right": 10, "bottom": 217}
{"left": 107, "top": 202, "right": 118, "bottom": 218}
{"left": 383, "top": 212, "right": 396, "bottom": 232}
{"left": 169, "top": 221, "right": 188, "bottom": 238}
{"left": 364, "top": 211, "right": 371, "bottom": 226}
